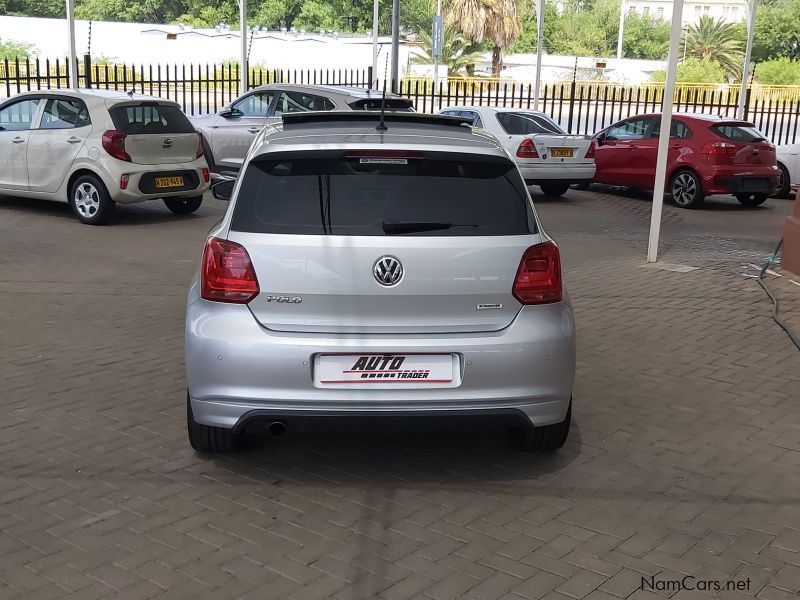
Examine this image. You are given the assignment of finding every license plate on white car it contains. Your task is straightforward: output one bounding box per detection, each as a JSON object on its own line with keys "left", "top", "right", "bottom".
{"left": 550, "top": 148, "right": 574, "bottom": 158}
{"left": 317, "top": 353, "right": 455, "bottom": 384}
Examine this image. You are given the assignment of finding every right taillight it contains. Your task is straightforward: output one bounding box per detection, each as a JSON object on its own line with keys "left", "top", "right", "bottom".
{"left": 196, "top": 132, "right": 205, "bottom": 159}
{"left": 702, "top": 141, "right": 736, "bottom": 156}
{"left": 516, "top": 138, "right": 540, "bottom": 159}
{"left": 513, "top": 241, "right": 562, "bottom": 305}
{"left": 201, "top": 237, "right": 259, "bottom": 304}
{"left": 102, "top": 129, "right": 131, "bottom": 162}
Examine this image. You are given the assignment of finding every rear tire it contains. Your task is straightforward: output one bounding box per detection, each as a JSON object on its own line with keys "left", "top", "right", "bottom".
{"left": 773, "top": 163, "right": 791, "bottom": 199}
{"left": 735, "top": 193, "right": 769, "bottom": 207}
{"left": 165, "top": 196, "right": 203, "bottom": 215}
{"left": 539, "top": 183, "right": 570, "bottom": 198}
{"left": 187, "top": 394, "right": 240, "bottom": 453}
{"left": 69, "top": 174, "right": 115, "bottom": 225}
{"left": 508, "top": 401, "right": 571, "bottom": 453}
{"left": 669, "top": 170, "right": 704, "bottom": 209}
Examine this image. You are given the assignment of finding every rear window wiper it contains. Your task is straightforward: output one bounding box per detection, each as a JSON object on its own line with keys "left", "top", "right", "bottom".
{"left": 382, "top": 221, "right": 478, "bottom": 234}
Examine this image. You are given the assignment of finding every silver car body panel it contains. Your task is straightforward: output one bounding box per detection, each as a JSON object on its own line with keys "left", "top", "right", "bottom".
{"left": 186, "top": 113, "right": 576, "bottom": 430}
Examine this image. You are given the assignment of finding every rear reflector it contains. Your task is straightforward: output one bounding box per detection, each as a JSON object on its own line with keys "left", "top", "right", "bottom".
{"left": 102, "top": 130, "right": 131, "bottom": 162}
{"left": 119, "top": 174, "right": 130, "bottom": 190}
{"left": 516, "top": 138, "right": 540, "bottom": 159}
{"left": 201, "top": 237, "right": 259, "bottom": 304}
{"left": 513, "top": 241, "right": 562, "bottom": 305}
{"left": 202, "top": 168, "right": 210, "bottom": 183}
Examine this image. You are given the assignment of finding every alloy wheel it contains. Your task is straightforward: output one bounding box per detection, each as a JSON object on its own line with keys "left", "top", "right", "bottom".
{"left": 74, "top": 182, "right": 100, "bottom": 219}
{"left": 671, "top": 173, "right": 696, "bottom": 206}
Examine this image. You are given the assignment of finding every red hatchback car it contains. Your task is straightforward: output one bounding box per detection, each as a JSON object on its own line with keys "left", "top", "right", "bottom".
{"left": 591, "top": 113, "right": 780, "bottom": 208}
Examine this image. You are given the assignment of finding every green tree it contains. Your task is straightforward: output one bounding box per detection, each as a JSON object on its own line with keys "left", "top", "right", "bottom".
{"left": 412, "top": 27, "right": 484, "bottom": 74}
{"left": 509, "top": 0, "right": 558, "bottom": 54}
{"left": 622, "top": 11, "right": 669, "bottom": 59}
{"left": 75, "top": 0, "right": 187, "bottom": 23}
{"left": 753, "top": 0, "right": 800, "bottom": 61}
{"left": 650, "top": 57, "right": 727, "bottom": 83}
{"left": 683, "top": 15, "right": 744, "bottom": 80}
{"left": 4, "top": 0, "right": 64, "bottom": 16}
{"left": 447, "top": 0, "right": 522, "bottom": 76}
{"left": 0, "top": 37, "right": 37, "bottom": 58}
{"left": 755, "top": 57, "right": 800, "bottom": 84}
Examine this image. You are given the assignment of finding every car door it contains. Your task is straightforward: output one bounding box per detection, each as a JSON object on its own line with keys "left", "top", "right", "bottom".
{"left": 0, "top": 97, "right": 43, "bottom": 191}
{"left": 593, "top": 117, "right": 653, "bottom": 186}
{"left": 210, "top": 90, "right": 275, "bottom": 167}
{"left": 632, "top": 118, "right": 692, "bottom": 190}
{"left": 27, "top": 96, "right": 92, "bottom": 194}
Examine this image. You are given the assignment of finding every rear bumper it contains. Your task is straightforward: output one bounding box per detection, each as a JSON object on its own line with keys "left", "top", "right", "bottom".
{"left": 105, "top": 160, "right": 210, "bottom": 204}
{"left": 702, "top": 165, "right": 780, "bottom": 196}
{"left": 518, "top": 162, "right": 596, "bottom": 184}
{"left": 185, "top": 296, "right": 576, "bottom": 430}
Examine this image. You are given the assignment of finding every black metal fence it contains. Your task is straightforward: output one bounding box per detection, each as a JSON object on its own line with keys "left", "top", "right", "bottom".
{"left": 3, "top": 56, "right": 800, "bottom": 144}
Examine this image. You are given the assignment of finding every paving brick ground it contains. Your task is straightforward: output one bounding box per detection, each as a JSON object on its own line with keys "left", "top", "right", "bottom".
{"left": 1, "top": 189, "right": 799, "bottom": 600}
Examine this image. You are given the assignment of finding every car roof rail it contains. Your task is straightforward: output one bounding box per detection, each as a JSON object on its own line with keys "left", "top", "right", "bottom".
{"left": 281, "top": 111, "right": 473, "bottom": 129}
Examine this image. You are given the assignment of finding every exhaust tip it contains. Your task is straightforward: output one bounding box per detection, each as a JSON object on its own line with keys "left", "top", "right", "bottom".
{"left": 267, "top": 421, "right": 287, "bottom": 437}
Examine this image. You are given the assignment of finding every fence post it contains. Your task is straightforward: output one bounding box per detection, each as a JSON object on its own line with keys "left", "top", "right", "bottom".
{"left": 83, "top": 53, "right": 92, "bottom": 88}
{"left": 566, "top": 58, "right": 578, "bottom": 134}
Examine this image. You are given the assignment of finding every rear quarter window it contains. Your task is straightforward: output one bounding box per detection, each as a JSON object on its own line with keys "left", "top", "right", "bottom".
{"left": 109, "top": 103, "right": 194, "bottom": 134}
{"left": 497, "top": 112, "right": 565, "bottom": 135}
{"left": 231, "top": 155, "right": 535, "bottom": 236}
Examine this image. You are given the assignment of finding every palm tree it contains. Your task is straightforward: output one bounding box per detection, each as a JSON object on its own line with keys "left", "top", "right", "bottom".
{"left": 447, "top": 0, "right": 522, "bottom": 77}
{"left": 412, "top": 28, "right": 486, "bottom": 76}
{"left": 683, "top": 16, "right": 744, "bottom": 80}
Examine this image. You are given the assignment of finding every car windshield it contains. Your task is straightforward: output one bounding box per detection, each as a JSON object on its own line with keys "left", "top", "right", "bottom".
{"left": 231, "top": 155, "right": 535, "bottom": 236}
{"left": 711, "top": 123, "right": 767, "bottom": 143}
{"left": 496, "top": 112, "right": 566, "bottom": 135}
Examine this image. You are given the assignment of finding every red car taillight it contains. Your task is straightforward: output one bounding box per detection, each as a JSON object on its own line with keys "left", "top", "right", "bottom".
{"left": 196, "top": 132, "right": 205, "bottom": 159}
{"left": 702, "top": 141, "right": 737, "bottom": 156}
{"left": 516, "top": 138, "right": 540, "bottom": 159}
{"left": 102, "top": 130, "right": 131, "bottom": 162}
{"left": 201, "top": 237, "right": 259, "bottom": 304}
{"left": 585, "top": 141, "right": 596, "bottom": 159}
{"left": 201, "top": 168, "right": 210, "bottom": 183}
{"left": 513, "top": 241, "right": 562, "bottom": 305}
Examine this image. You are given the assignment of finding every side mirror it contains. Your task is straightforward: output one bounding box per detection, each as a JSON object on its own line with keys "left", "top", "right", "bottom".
{"left": 595, "top": 133, "right": 606, "bottom": 146}
{"left": 212, "top": 179, "right": 235, "bottom": 202}
{"left": 219, "top": 107, "right": 243, "bottom": 119}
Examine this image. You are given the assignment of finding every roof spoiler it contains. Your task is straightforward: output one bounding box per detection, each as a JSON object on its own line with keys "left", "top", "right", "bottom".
{"left": 281, "top": 111, "right": 473, "bottom": 128}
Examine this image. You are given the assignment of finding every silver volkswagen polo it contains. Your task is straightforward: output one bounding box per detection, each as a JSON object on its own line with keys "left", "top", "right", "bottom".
{"left": 185, "top": 112, "right": 576, "bottom": 453}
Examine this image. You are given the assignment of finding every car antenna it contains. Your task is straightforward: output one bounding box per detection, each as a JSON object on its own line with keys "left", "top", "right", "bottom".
{"left": 126, "top": 88, "right": 135, "bottom": 98}
{"left": 376, "top": 80, "right": 388, "bottom": 132}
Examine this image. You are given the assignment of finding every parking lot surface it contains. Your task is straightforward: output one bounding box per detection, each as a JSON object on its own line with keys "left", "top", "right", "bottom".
{"left": 1, "top": 190, "right": 799, "bottom": 600}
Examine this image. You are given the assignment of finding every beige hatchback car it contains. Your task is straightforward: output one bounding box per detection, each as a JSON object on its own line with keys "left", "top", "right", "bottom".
{"left": 0, "top": 89, "right": 210, "bottom": 224}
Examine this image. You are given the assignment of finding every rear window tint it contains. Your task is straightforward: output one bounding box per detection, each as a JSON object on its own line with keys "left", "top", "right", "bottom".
{"left": 231, "top": 156, "right": 534, "bottom": 236}
{"left": 350, "top": 99, "right": 415, "bottom": 112}
{"left": 496, "top": 112, "right": 564, "bottom": 135}
{"left": 711, "top": 124, "right": 766, "bottom": 142}
{"left": 109, "top": 104, "right": 194, "bottom": 134}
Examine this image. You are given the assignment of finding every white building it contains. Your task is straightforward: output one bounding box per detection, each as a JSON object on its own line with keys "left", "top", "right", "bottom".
{"left": 625, "top": 0, "right": 748, "bottom": 23}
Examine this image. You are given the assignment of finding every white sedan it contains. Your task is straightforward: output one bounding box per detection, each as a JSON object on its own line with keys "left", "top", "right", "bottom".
{"left": 776, "top": 144, "right": 800, "bottom": 198}
{"left": 439, "top": 106, "right": 595, "bottom": 197}
{"left": 0, "top": 89, "right": 210, "bottom": 224}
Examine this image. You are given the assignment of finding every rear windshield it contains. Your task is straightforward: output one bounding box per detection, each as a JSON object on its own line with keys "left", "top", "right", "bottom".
{"left": 231, "top": 156, "right": 534, "bottom": 236}
{"left": 711, "top": 124, "right": 766, "bottom": 143}
{"left": 349, "top": 99, "right": 415, "bottom": 112}
{"left": 109, "top": 103, "right": 194, "bottom": 134}
{"left": 496, "top": 112, "right": 565, "bottom": 135}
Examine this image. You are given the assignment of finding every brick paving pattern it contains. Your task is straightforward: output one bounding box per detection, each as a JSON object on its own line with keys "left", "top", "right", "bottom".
{"left": 1, "top": 190, "right": 799, "bottom": 599}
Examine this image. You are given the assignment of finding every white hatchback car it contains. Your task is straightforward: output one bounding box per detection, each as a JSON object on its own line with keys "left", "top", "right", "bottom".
{"left": 439, "top": 106, "right": 595, "bottom": 197}
{"left": 0, "top": 89, "right": 210, "bottom": 224}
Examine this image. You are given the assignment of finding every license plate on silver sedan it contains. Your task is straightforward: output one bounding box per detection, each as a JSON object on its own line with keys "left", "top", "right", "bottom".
{"left": 317, "top": 353, "right": 455, "bottom": 384}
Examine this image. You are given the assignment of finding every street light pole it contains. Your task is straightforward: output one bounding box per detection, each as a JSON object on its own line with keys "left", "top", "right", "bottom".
{"left": 390, "top": 0, "right": 400, "bottom": 92}
{"left": 66, "top": 0, "right": 78, "bottom": 88}
{"left": 647, "top": 0, "right": 686, "bottom": 263}
{"left": 239, "top": 0, "right": 248, "bottom": 94}
{"left": 371, "top": 0, "right": 379, "bottom": 86}
{"left": 737, "top": 0, "right": 759, "bottom": 119}
{"left": 616, "top": 0, "right": 625, "bottom": 60}
{"left": 533, "top": 0, "right": 544, "bottom": 110}
{"left": 433, "top": 0, "right": 442, "bottom": 90}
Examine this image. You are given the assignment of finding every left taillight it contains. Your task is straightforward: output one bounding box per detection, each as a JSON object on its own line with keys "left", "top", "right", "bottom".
{"left": 585, "top": 141, "right": 596, "bottom": 159}
{"left": 102, "top": 130, "right": 131, "bottom": 162}
{"left": 201, "top": 237, "right": 259, "bottom": 304}
{"left": 196, "top": 132, "right": 205, "bottom": 159}
{"left": 512, "top": 241, "right": 563, "bottom": 305}
{"left": 516, "top": 138, "right": 540, "bottom": 159}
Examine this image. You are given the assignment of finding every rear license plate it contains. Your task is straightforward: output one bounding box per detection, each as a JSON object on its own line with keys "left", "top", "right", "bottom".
{"left": 741, "top": 178, "right": 768, "bottom": 191}
{"left": 154, "top": 176, "right": 184, "bottom": 189}
{"left": 550, "top": 148, "right": 574, "bottom": 158}
{"left": 318, "top": 353, "right": 454, "bottom": 384}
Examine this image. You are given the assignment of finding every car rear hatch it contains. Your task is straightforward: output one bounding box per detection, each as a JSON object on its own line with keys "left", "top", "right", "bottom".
{"left": 496, "top": 112, "right": 593, "bottom": 163}
{"left": 226, "top": 150, "right": 543, "bottom": 335}
{"left": 107, "top": 101, "right": 200, "bottom": 164}
{"left": 709, "top": 122, "right": 776, "bottom": 167}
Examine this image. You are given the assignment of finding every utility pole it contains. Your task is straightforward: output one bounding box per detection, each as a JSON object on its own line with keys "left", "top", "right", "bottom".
{"left": 66, "top": 0, "right": 78, "bottom": 88}
{"left": 432, "top": 0, "right": 443, "bottom": 90}
{"left": 616, "top": 0, "right": 625, "bottom": 60}
{"left": 390, "top": 0, "right": 400, "bottom": 92}
{"left": 371, "top": 0, "right": 379, "bottom": 87}
{"left": 737, "top": 0, "right": 759, "bottom": 119}
{"left": 239, "top": 0, "right": 248, "bottom": 94}
{"left": 533, "top": 0, "right": 544, "bottom": 109}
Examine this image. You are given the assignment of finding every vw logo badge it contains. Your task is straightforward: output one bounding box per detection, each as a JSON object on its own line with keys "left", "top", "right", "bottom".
{"left": 373, "top": 256, "right": 403, "bottom": 286}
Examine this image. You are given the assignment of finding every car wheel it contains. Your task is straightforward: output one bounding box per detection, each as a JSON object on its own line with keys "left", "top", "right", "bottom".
{"left": 735, "top": 193, "right": 769, "bottom": 207}
{"left": 187, "top": 394, "right": 240, "bottom": 453}
{"left": 508, "top": 401, "right": 571, "bottom": 453}
{"left": 539, "top": 183, "right": 570, "bottom": 198}
{"left": 669, "top": 170, "right": 704, "bottom": 209}
{"left": 164, "top": 196, "right": 203, "bottom": 215}
{"left": 774, "top": 163, "right": 791, "bottom": 199}
{"left": 69, "top": 175, "right": 115, "bottom": 225}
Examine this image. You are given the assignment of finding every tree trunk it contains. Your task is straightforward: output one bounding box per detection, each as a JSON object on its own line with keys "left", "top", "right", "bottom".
{"left": 492, "top": 46, "right": 502, "bottom": 78}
